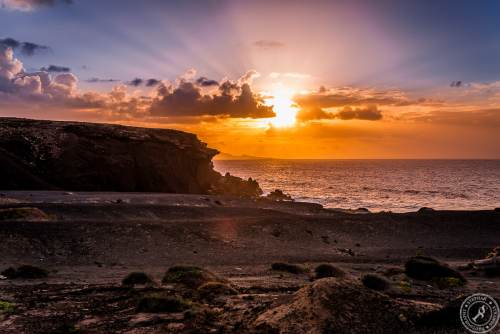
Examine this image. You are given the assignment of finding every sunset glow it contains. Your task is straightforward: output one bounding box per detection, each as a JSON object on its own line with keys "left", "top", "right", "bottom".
{"left": 266, "top": 86, "right": 299, "bottom": 127}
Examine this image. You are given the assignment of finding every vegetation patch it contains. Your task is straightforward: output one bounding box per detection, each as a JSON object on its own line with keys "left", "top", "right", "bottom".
{"left": 433, "top": 277, "right": 466, "bottom": 289}
{"left": 197, "top": 282, "right": 237, "bottom": 299}
{"left": 405, "top": 256, "right": 466, "bottom": 283}
{"left": 0, "top": 207, "right": 51, "bottom": 221}
{"left": 314, "top": 264, "right": 345, "bottom": 279}
{"left": 162, "top": 266, "right": 221, "bottom": 288}
{"left": 361, "top": 274, "right": 391, "bottom": 291}
{"left": 122, "top": 272, "right": 154, "bottom": 286}
{"left": 271, "top": 262, "right": 307, "bottom": 274}
{"left": 136, "top": 295, "right": 190, "bottom": 313}
{"left": 1, "top": 265, "right": 48, "bottom": 279}
{"left": 0, "top": 300, "right": 15, "bottom": 314}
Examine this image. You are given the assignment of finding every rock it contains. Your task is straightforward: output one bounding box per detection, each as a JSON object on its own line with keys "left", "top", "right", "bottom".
{"left": 271, "top": 263, "right": 306, "bottom": 274}
{"left": 162, "top": 266, "right": 224, "bottom": 289}
{"left": 382, "top": 267, "right": 405, "bottom": 277}
{"left": 0, "top": 118, "right": 261, "bottom": 197}
{"left": 471, "top": 246, "right": 500, "bottom": 277}
{"left": 417, "top": 207, "right": 435, "bottom": 213}
{"left": 266, "top": 189, "right": 294, "bottom": 201}
{"left": 361, "top": 274, "right": 391, "bottom": 291}
{"left": 1, "top": 265, "right": 48, "bottom": 279}
{"left": 254, "top": 278, "right": 437, "bottom": 333}
{"left": 314, "top": 264, "right": 345, "bottom": 279}
{"left": 405, "top": 256, "right": 466, "bottom": 283}
{"left": 416, "top": 297, "right": 465, "bottom": 329}
{"left": 121, "top": 272, "right": 154, "bottom": 286}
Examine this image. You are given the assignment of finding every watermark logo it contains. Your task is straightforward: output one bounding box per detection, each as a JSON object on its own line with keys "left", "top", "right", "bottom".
{"left": 460, "top": 293, "right": 499, "bottom": 333}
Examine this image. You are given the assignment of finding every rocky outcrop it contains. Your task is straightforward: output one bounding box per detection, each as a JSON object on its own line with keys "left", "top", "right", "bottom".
{"left": 0, "top": 117, "right": 261, "bottom": 196}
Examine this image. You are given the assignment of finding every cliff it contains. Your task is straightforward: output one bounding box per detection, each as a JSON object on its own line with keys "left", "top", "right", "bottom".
{"left": 0, "top": 117, "right": 261, "bottom": 196}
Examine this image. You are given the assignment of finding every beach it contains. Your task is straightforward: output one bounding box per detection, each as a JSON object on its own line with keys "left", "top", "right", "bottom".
{"left": 0, "top": 191, "right": 498, "bottom": 333}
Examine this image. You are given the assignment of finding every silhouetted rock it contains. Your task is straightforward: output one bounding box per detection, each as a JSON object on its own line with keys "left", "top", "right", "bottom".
{"left": 417, "top": 207, "right": 435, "bottom": 213}
{"left": 266, "top": 189, "right": 294, "bottom": 201}
{"left": 0, "top": 118, "right": 261, "bottom": 197}
{"left": 405, "top": 256, "right": 466, "bottom": 283}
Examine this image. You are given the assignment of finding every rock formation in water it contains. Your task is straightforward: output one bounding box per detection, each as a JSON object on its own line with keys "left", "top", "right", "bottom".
{"left": 0, "top": 117, "right": 261, "bottom": 197}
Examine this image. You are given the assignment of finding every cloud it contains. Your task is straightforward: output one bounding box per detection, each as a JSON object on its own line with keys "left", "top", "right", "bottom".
{"left": 336, "top": 105, "right": 382, "bottom": 121}
{"left": 85, "top": 77, "right": 120, "bottom": 83}
{"left": 145, "top": 78, "right": 161, "bottom": 87}
{"left": 0, "top": 45, "right": 77, "bottom": 100}
{"left": 294, "top": 86, "right": 409, "bottom": 110}
{"left": 0, "top": 0, "right": 72, "bottom": 11}
{"left": 128, "top": 78, "right": 143, "bottom": 87}
{"left": 254, "top": 40, "right": 285, "bottom": 49}
{"left": 40, "top": 64, "right": 70, "bottom": 73}
{"left": 150, "top": 74, "right": 274, "bottom": 119}
{"left": 195, "top": 76, "right": 219, "bottom": 87}
{"left": 126, "top": 77, "right": 162, "bottom": 87}
{"left": 450, "top": 80, "right": 463, "bottom": 88}
{"left": 297, "top": 105, "right": 383, "bottom": 121}
{"left": 0, "top": 38, "right": 50, "bottom": 56}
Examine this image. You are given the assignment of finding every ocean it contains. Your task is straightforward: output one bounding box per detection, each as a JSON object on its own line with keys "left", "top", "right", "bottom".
{"left": 213, "top": 159, "right": 500, "bottom": 212}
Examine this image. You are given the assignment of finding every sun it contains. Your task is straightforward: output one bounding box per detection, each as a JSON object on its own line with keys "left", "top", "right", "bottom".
{"left": 266, "top": 86, "right": 298, "bottom": 127}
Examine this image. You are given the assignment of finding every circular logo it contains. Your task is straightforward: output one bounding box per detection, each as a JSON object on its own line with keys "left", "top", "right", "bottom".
{"left": 460, "top": 293, "right": 499, "bottom": 333}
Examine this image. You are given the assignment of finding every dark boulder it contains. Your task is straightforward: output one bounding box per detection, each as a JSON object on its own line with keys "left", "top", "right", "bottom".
{"left": 0, "top": 118, "right": 261, "bottom": 197}
{"left": 361, "top": 274, "right": 391, "bottom": 291}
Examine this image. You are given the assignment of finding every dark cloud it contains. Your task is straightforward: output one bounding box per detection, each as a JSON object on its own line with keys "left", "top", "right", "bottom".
{"left": 40, "top": 64, "right": 70, "bottom": 72}
{"left": 0, "top": 38, "right": 50, "bottom": 56}
{"left": 127, "top": 78, "right": 161, "bottom": 87}
{"left": 450, "top": 80, "right": 462, "bottom": 88}
{"left": 145, "top": 78, "right": 161, "bottom": 87}
{"left": 294, "top": 87, "right": 409, "bottom": 111}
{"left": 254, "top": 40, "right": 285, "bottom": 49}
{"left": 85, "top": 77, "right": 120, "bottom": 83}
{"left": 1, "top": 0, "right": 72, "bottom": 11}
{"left": 297, "top": 105, "right": 383, "bottom": 121}
{"left": 150, "top": 79, "right": 275, "bottom": 119}
{"left": 127, "top": 78, "right": 143, "bottom": 87}
{"left": 335, "top": 105, "right": 382, "bottom": 121}
{"left": 196, "top": 76, "right": 219, "bottom": 87}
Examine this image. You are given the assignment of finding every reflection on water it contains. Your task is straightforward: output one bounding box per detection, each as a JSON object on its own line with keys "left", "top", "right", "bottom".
{"left": 214, "top": 160, "right": 500, "bottom": 212}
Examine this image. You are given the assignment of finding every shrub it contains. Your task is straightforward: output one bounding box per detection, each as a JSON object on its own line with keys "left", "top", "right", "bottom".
{"left": 122, "top": 272, "right": 153, "bottom": 286}
{"left": 136, "top": 295, "right": 189, "bottom": 313}
{"left": 197, "top": 282, "right": 237, "bottom": 299}
{"left": 314, "top": 264, "right": 345, "bottom": 279}
{"left": 162, "top": 266, "right": 220, "bottom": 288}
{"left": 1, "top": 265, "right": 48, "bottom": 279}
{"left": 0, "top": 300, "right": 15, "bottom": 314}
{"left": 433, "top": 277, "right": 466, "bottom": 289}
{"left": 405, "top": 256, "right": 466, "bottom": 284}
{"left": 361, "top": 274, "right": 391, "bottom": 291}
{"left": 0, "top": 207, "right": 51, "bottom": 221}
{"left": 271, "top": 263, "right": 306, "bottom": 274}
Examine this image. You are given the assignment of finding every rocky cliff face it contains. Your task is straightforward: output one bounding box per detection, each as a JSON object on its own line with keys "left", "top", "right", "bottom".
{"left": 0, "top": 118, "right": 261, "bottom": 196}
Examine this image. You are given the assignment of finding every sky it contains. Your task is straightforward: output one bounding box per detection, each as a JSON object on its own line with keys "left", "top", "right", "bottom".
{"left": 0, "top": 0, "right": 499, "bottom": 159}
